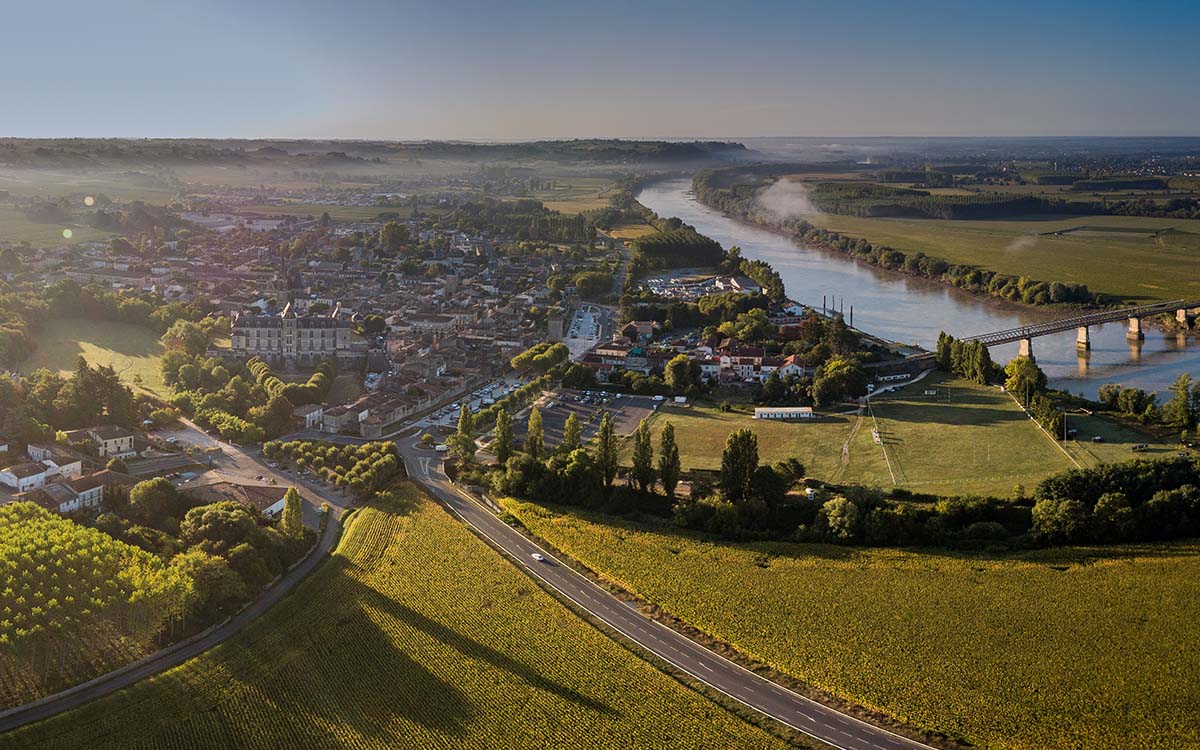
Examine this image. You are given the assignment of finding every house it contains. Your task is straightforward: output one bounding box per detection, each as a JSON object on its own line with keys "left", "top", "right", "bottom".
{"left": 293, "top": 403, "right": 324, "bottom": 430}
{"left": 620, "top": 320, "right": 660, "bottom": 344}
{"left": 183, "top": 481, "right": 290, "bottom": 517}
{"left": 64, "top": 426, "right": 137, "bottom": 459}
{"left": 777, "top": 354, "right": 806, "bottom": 378}
{"left": 26, "top": 444, "right": 84, "bottom": 479}
{"left": 0, "top": 462, "right": 48, "bottom": 492}
{"left": 18, "top": 470, "right": 138, "bottom": 514}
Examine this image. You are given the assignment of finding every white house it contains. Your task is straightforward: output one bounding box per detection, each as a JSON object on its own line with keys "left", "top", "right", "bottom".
{"left": 0, "top": 462, "right": 48, "bottom": 492}
{"left": 64, "top": 426, "right": 137, "bottom": 459}
{"left": 293, "top": 403, "right": 324, "bottom": 430}
{"left": 26, "top": 444, "right": 83, "bottom": 479}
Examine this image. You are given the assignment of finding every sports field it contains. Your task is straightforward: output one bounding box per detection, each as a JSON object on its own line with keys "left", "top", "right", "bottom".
{"left": 502, "top": 499, "right": 1200, "bottom": 750}
{"left": 17, "top": 317, "right": 167, "bottom": 396}
{"left": 0, "top": 485, "right": 788, "bottom": 750}
{"left": 807, "top": 211, "right": 1200, "bottom": 303}
{"left": 647, "top": 374, "right": 1155, "bottom": 496}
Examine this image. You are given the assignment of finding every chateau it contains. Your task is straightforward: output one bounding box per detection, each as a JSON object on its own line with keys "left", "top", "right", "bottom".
{"left": 231, "top": 302, "right": 365, "bottom": 367}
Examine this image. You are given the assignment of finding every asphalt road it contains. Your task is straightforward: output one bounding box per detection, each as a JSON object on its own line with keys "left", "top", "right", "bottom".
{"left": 399, "top": 443, "right": 935, "bottom": 750}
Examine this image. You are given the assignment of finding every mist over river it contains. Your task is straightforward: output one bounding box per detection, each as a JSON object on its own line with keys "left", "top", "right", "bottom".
{"left": 637, "top": 178, "right": 1199, "bottom": 399}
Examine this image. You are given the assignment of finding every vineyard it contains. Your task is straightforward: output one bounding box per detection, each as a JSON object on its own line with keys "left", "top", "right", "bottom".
{"left": 0, "top": 484, "right": 789, "bottom": 750}
{"left": 500, "top": 498, "right": 1200, "bottom": 750}
{"left": 0, "top": 504, "right": 193, "bottom": 708}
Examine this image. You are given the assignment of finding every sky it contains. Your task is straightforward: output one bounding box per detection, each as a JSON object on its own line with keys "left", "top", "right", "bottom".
{"left": 0, "top": 0, "right": 1197, "bottom": 140}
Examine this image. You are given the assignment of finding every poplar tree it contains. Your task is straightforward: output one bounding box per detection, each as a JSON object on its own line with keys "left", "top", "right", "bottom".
{"left": 631, "top": 418, "right": 655, "bottom": 492}
{"left": 594, "top": 412, "right": 618, "bottom": 490}
{"left": 560, "top": 412, "right": 582, "bottom": 454}
{"left": 281, "top": 487, "right": 303, "bottom": 539}
{"left": 658, "top": 422, "right": 681, "bottom": 499}
{"left": 493, "top": 408, "right": 513, "bottom": 465}
{"left": 526, "top": 406, "right": 544, "bottom": 460}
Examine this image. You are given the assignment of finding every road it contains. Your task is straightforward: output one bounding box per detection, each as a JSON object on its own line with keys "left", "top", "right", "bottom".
{"left": 398, "top": 442, "right": 935, "bottom": 750}
{"left": 0, "top": 498, "right": 345, "bottom": 735}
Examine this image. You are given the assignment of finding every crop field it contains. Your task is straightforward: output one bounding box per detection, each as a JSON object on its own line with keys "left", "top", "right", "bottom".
{"left": 805, "top": 211, "right": 1200, "bottom": 303}
{"left": 0, "top": 485, "right": 789, "bottom": 750}
{"left": 17, "top": 318, "right": 167, "bottom": 396}
{"left": 645, "top": 375, "right": 1095, "bottom": 496}
{"left": 527, "top": 177, "right": 614, "bottom": 213}
{"left": 501, "top": 499, "right": 1200, "bottom": 750}
{"left": 242, "top": 203, "right": 429, "bottom": 221}
{"left": 607, "top": 221, "right": 658, "bottom": 240}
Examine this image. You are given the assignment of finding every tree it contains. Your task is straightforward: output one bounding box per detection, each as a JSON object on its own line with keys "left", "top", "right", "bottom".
{"left": 658, "top": 422, "right": 681, "bottom": 499}
{"left": 526, "top": 406, "right": 544, "bottom": 460}
{"left": 457, "top": 402, "right": 474, "bottom": 438}
{"left": 130, "top": 477, "right": 183, "bottom": 528}
{"left": 630, "top": 418, "right": 655, "bottom": 493}
{"left": 1163, "top": 373, "right": 1196, "bottom": 429}
{"left": 179, "top": 501, "right": 258, "bottom": 554}
{"left": 719, "top": 428, "right": 758, "bottom": 505}
{"left": 170, "top": 549, "right": 248, "bottom": 618}
{"left": 560, "top": 412, "right": 582, "bottom": 454}
{"left": 1004, "top": 356, "right": 1047, "bottom": 407}
{"left": 593, "top": 412, "right": 619, "bottom": 490}
{"left": 160, "top": 319, "right": 210, "bottom": 356}
{"left": 664, "top": 354, "right": 698, "bottom": 394}
{"left": 761, "top": 371, "right": 786, "bottom": 403}
{"left": 492, "top": 408, "right": 513, "bottom": 465}
{"left": 380, "top": 221, "right": 410, "bottom": 252}
{"left": 811, "top": 356, "right": 867, "bottom": 407}
{"left": 819, "top": 496, "right": 861, "bottom": 542}
{"left": 281, "top": 487, "right": 303, "bottom": 539}
{"left": 105, "top": 457, "right": 129, "bottom": 473}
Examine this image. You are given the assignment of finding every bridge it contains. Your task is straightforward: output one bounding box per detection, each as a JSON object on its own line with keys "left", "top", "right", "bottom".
{"left": 963, "top": 299, "right": 1200, "bottom": 359}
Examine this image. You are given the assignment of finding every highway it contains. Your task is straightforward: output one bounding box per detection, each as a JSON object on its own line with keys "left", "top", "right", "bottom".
{"left": 400, "top": 443, "right": 935, "bottom": 750}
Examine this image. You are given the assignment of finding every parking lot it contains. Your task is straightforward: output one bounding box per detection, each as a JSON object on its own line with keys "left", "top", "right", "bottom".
{"left": 564, "top": 305, "right": 610, "bottom": 360}
{"left": 514, "top": 389, "right": 660, "bottom": 449}
{"left": 418, "top": 377, "right": 532, "bottom": 430}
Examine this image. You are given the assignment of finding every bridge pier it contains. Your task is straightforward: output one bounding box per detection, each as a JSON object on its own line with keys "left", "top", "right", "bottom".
{"left": 1127, "top": 316, "right": 1144, "bottom": 341}
{"left": 1179, "top": 308, "right": 1193, "bottom": 330}
{"left": 1076, "top": 325, "right": 1091, "bottom": 351}
{"left": 1018, "top": 337, "right": 1034, "bottom": 360}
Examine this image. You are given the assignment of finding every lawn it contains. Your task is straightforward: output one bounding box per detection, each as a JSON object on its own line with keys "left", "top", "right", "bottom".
{"left": 17, "top": 318, "right": 166, "bottom": 396}
{"left": 645, "top": 374, "right": 1090, "bottom": 496}
{"left": 501, "top": 499, "right": 1200, "bottom": 750}
{"left": 0, "top": 485, "right": 789, "bottom": 750}
{"left": 806, "top": 211, "right": 1200, "bottom": 304}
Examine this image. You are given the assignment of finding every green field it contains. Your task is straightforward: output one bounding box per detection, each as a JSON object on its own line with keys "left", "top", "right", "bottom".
{"left": 0, "top": 485, "right": 789, "bottom": 750}
{"left": 607, "top": 221, "right": 657, "bottom": 240}
{"left": 643, "top": 374, "right": 1136, "bottom": 496}
{"left": 0, "top": 207, "right": 115, "bottom": 246}
{"left": 807, "top": 211, "right": 1200, "bottom": 303}
{"left": 17, "top": 318, "right": 166, "bottom": 396}
{"left": 502, "top": 499, "right": 1200, "bottom": 750}
{"left": 527, "top": 176, "right": 614, "bottom": 213}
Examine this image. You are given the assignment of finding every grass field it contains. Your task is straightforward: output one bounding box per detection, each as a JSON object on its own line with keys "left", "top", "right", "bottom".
{"left": 501, "top": 499, "right": 1200, "bottom": 750}
{"left": 527, "top": 177, "right": 614, "bottom": 213}
{"left": 0, "top": 207, "right": 115, "bottom": 246}
{"left": 242, "top": 203, "right": 430, "bottom": 221}
{"left": 806, "top": 211, "right": 1200, "bottom": 303}
{"left": 643, "top": 374, "right": 1134, "bottom": 496}
{"left": 0, "top": 485, "right": 789, "bottom": 750}
{"left": 17, "top": 318, "right": 166, "bottom": 396}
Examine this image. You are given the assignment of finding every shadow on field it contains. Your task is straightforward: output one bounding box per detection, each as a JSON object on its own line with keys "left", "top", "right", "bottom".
{"left": 355, "top": 582, "right": 616, "bottom": 718}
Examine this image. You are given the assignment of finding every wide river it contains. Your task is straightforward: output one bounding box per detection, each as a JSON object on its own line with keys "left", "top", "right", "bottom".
{"left": 638, "top": 178, "right": 1199, "bottom": 398}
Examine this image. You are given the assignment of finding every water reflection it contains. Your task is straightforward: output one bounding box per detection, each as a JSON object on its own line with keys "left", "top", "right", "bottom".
{"left": 636, "top": 178, "right": 1199, "bottom": 398}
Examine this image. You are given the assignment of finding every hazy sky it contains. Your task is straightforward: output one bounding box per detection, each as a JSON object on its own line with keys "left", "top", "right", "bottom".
{"left": 1, "top": 0, "right": 1196, "bottom": 139}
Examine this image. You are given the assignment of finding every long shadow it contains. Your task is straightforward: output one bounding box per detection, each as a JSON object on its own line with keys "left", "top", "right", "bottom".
{"left": 354, "top": 583, "right": 617, "bottom": 718}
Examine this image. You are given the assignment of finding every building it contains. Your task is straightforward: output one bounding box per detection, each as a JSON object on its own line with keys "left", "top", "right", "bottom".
{"left": 26, "top": 444, "right": 84, "bottom": 479}
{"left": 753, "top": 406, "right": 815, "bottom": 420}
{"left": 16, "top": 470, "right": 137, "bottom": 514}
{"left": 231, "top": 302, "right": 362, "bottom": 367}
{"left": 293, "top": 403, "right": 324, "bottom": 430}
{"left": 64, "top": 426, "right": 137, "bottom": 458}
{"left": 0, "top": 462, "right": 47, "bottom": 492}
{"left": 183, "top": 481, "right": 290, "bottom": 517}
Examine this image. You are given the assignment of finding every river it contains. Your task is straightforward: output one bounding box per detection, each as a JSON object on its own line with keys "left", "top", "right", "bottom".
{"left": 637, "top": 178, "right": 1199, "bottom": 399}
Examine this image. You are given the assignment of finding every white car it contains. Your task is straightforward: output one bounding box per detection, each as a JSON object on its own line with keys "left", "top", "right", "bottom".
{"left": 530, "top": 553, "right": 546, "bottom": 562}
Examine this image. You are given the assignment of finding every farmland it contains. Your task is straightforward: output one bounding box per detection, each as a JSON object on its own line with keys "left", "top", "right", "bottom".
{"left": 0, "top": 485, "right": 789, "bottom": 750}
{"left": 642, "top": 374, "right": 1138, "bottom": 496}
{"left": 804, "top": 210, "right": 1200, "bottom": 304}
{"left": 501, "top": 499, "right": 1200, "bottom": 750}
{"left": 0, "top": 207, "right": 115, "bottom": 246}
{"left": 16, "top": 318, "right": 167, "bottom": 396}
